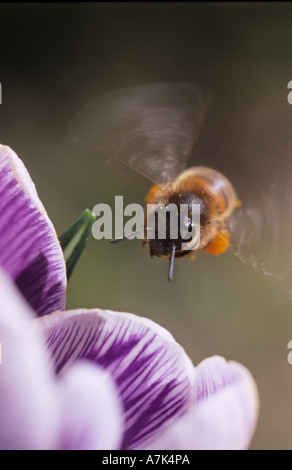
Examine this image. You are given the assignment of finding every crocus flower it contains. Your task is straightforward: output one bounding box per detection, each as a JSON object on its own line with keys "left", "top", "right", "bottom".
{"left": 0, "top": 144, "right": 259, "bottom": 450}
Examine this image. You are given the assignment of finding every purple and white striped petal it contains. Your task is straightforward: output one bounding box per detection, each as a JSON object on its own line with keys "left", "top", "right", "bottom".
{"left": 142, "top": 356, "right": 259, "bottom": 450}
{"left": 0, "top": 267, "right": 123, "bottom": 450}
{"left": 0, "top": 144, "right": 66, "bottom": 315}
{"left": 38, "top": 308, "right": 196, "bottom": 450}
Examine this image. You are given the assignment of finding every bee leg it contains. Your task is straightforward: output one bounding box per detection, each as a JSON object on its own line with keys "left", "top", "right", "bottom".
{"left": 203, "top": 228, "right": 230, "bottom": 256}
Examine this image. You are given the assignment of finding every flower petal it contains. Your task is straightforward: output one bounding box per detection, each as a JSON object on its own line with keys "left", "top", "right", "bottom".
{"left": 38, "top": 308, "right": 195, "bottom": 450}
{"left": 142, "top": 356, "right": 259, "bottom": 450}
{"left": 0, "top": 144, "right": 66, "bottom": 315}
{"left": 57, "top": 361, "right": 123, "bottom": 450}
{"left": 0, "top": 268, "right": 61, "bottom": 449}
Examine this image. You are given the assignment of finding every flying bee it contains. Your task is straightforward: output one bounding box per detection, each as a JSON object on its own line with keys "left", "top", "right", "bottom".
{"left": 67, "top": 82, "right": 292, "bottom": 298}
{"left": 142, "top": 165, "right": 240, "bottom": 280}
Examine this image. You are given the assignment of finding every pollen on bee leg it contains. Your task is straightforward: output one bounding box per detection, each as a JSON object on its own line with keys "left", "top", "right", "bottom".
{"left": 203, "top": 228, "right": 230, "bottom": 256}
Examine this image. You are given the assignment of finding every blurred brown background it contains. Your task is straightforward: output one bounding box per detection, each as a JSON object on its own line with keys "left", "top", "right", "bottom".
{"left": 0, "top": 3, "right": 291, "bottom": 449}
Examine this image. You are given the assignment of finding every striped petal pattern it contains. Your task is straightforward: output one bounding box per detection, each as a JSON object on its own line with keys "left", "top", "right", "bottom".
{"left": 0, "top": 267, "right": 123, "bottom": 450}
{"left": 39, "top": 309, "right": 195, "bottom": 450}
{"left": 142, "top": 356, "right": 259, "bottom": 450}
{"left": 0, "top": 145, "right": 66, "bottom": 315}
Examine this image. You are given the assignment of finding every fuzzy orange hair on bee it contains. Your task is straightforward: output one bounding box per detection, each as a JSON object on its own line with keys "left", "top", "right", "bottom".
{"left": 144, "top": 166, "right": 240, "bottom": 275}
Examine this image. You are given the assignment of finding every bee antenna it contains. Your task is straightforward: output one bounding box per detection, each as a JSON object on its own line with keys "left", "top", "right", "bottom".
{"left": 168, "top": 242, "right": 176, "bottom": 282}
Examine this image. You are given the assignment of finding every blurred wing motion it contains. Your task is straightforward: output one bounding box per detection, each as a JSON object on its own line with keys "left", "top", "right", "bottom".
{"left": 227, "top": 180, "right": 292, "bottom": 302}
{"left": 67, "top": 82, "right": 292, "bottom": 302}
{"left": 67, "top": 82, "right": 208, "bottom": 184}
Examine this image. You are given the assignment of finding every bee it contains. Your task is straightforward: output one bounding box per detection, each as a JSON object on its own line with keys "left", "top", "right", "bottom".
{"left": 67, "top": 82, "right": 292, "bottom": 297}
{"left": 143, "top": 166, "right": 240, "bottom": 280}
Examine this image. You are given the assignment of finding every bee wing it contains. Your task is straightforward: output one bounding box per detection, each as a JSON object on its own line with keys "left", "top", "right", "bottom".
{"left": 226, "top": 180, "right": 292, "bottom": 302}
{"left": 67, "top": 82, "right": 209, "bottom": 185}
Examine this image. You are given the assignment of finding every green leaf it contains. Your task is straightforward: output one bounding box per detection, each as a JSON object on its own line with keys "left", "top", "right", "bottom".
{"left": 59, "top": 209, "right": 96, "bottom": 280}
